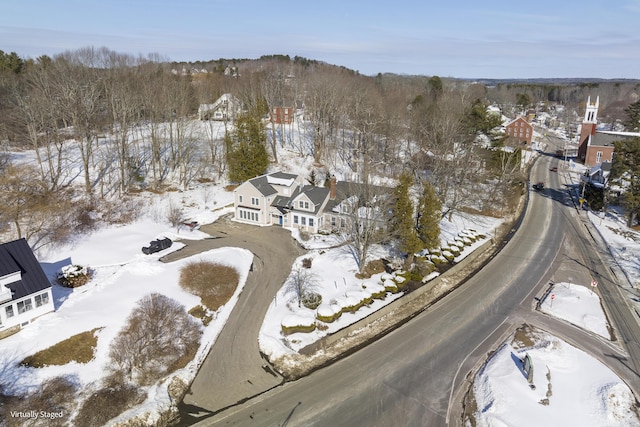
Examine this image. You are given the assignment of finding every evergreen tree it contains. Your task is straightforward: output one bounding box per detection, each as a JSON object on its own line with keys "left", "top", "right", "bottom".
{"left": 612, "top": 137, "right": 640, "bottom": 227}
{"left": 466, "top": 99, "right": 503, "bottom": 136}
{"left": 0, "top": 50, "right": 24, "bottom": 74}
{"left": 390, "top": 172, "right": 422, "bottom": 264}
{"left": 226, "top": 110, "right": 268, "bottom": 183}
{"left": 417, "top": 182, "right": 441, "bottom": 249}
{"left": 623, "top": 100, "right": 640, "bottom": 132}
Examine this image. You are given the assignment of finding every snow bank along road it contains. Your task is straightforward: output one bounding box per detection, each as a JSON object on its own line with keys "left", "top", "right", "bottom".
{"left": 187, "top": 151, "right": 640, "bottom": 427}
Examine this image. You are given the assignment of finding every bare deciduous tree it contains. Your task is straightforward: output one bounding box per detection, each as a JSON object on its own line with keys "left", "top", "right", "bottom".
{"left": 339, "top": 182, "right": 390, "bottom": 274}
{"left": 108, "top": 293, "right": 202, "bottom": 385}
{"left": 285, "top": 267, "right": 320, "bottom": 308}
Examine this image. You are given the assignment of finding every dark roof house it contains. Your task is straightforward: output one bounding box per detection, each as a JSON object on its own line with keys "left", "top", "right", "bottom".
{"left": 0, "top": 238, "right": 54, "bottom": 337}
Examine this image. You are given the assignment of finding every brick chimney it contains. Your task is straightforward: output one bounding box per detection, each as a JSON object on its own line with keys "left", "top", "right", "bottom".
{"left": 329, "top": 176, "right": 337, "bottom": 200}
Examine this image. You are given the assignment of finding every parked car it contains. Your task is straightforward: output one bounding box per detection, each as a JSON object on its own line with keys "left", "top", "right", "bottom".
{"left": 142, "top": 238, "right": 172, "bottom": 255}
{"left": 533, "top": 182, "right": 545, "bottom": 191}
{"left": 550, "top": 166, "right": 558, "bottom": 172}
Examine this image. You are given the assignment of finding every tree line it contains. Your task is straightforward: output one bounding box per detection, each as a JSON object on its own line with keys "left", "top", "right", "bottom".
{"left": 2, "top": 46, "right": 639, "bottom": 249}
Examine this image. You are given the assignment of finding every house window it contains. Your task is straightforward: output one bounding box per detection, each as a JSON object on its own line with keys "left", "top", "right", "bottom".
{"left": 251, "top": 197, "right": 259, "bottom": 206}
{"left": 331, "top": 216, "right": 336, "bottom": 226}
{"left": 301, "top": 217, "right": 306, "bottom": 226}
{"left": 5, "top": 305, "right": 14, "bottom": 318}
{"left": 596, "top": 151, "right": 603, "bottom": 163}
{"left": 294, "top": 215, "right": 299, "bottom": 224}
{"left": 17, "top": 299, "right": 33, "bottom": 314}
{"left": 304, "top": 202, "right": 309, "bottom": 209}
{"left": 239, "top": 195, "right": 243, "bottom": 203}
{"left": 35, "top": 293, "right": 49, "bottom": 308}
{"left": 299, "top": 201, "right": 304, "bottom": 209}
{"left": 341, "top": 218, "right": 346, "bottom": 228}
{"left": 309, "top": 218, "right": 314, "bottom": 227}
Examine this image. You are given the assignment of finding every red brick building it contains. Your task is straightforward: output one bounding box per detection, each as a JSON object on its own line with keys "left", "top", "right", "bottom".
{"left": 504, "top": 116, "right": 533, "bottom": 146}
{"left": 270, "top": 107, "right": 294, "bottom": 124}
{"left": 577, "top": 96, "right": 615, "bottom": 167}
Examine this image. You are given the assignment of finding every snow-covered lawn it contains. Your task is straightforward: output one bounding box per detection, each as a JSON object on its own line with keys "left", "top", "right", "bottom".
{"left": 0, "top": 206, "right": 252, "bottom": 423}
{"left": 260, "top": 213, "right": 503, "bottom": 360}
{"left": 473, "top": 329, "right": 639, "bottom": 427}
{"left": 540, "top": 282, "right": 610, "bottom": 339}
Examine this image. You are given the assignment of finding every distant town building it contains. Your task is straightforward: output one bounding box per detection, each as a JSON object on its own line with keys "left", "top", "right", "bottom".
{"left": 270, "top": 107, "right": 294, "bottom": 124}
{"left": 504, "top": 116, "right": 533, "bottom": 146}
{"left": 198, "top": 94, "right": 242, "bottom": 121}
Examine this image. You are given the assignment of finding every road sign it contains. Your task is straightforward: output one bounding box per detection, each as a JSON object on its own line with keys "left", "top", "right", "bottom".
{"left": 551, "top": 294, "right": 555, "bottom": 300}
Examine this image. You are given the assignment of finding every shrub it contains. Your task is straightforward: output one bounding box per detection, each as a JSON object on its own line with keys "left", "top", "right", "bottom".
{"left": 302, "top": 257, "right": 313, "bottom": 268}
{"left": 56, "top": 264, "right": 92, "bottom": 288}
{"left": 21, "top": 328, "right": 102, "bottom": 367}
{"left": 383, "top": 279, "right": 399, "bottom": 293}
{"left": 302, "top": 291, "right": 322, "bottom": 310}
{"left": 179, "top": 261, "right": 240, "bottom": 311}
{"left": 299, "top": 230, "right": 312, "bottom": 241}
{"left": 316, "top": 303, "right": 342, "bottom": 323}
{"left": 1, "top": 376, "right": 78, "bottom": 427}
{"left": 109, "top": 294, "right": 202, "bottom": 386}
{"left": 356, "top": 259, "right": 386, "bottom": 279}
{"left": 285, "top": 267, "right": 320, "bottom": 308}
{"left": 166, "top": 201, "right": 185, "bottom": 228}
{"left": 74, "top": 382, "right": 144, "bottom": 427}
{"left": 188, "top": 305, "right": 213, "bottom": 326}
{"left": 281, "top": 314, "right": 316, "bottom": 335}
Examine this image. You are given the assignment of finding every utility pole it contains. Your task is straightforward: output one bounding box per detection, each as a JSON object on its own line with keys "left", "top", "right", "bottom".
{"left": 579, "top": 174, "right": 587, "bottom": 210}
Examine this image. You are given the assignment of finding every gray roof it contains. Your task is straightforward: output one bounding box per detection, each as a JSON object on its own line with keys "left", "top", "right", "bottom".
{"left": 324, "top": 181, "right": 390, "bottom": 213}
{"left": 592, "top": 131, "right": 638, "bottom": 147}
{"left": 296, "top": 186, "right": 330, "bottom": 214}
{"left": 248, "top": 176, "right": 278, "bottom": 197}
{"left": 269, "top": 171, "right": 299, "bottom": 180}
{"left": 0, "top": 238, "right": 51, "bottom": 301}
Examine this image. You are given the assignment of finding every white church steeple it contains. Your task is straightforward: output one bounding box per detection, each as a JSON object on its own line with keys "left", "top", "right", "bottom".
{"left": 584, "top": 95, "right": 599, "bottom": 123}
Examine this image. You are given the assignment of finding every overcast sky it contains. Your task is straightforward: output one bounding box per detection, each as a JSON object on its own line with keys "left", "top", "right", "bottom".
{"left": 1, "top": 0, "right": 639, "bottom": 79}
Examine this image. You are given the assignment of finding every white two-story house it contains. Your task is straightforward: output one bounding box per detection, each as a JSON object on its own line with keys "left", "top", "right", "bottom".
{"left": 233, "top": 171, "right": 388, "bottom": 234}
{"left": 234, "top": 172, "right": 342, "bottom": 233}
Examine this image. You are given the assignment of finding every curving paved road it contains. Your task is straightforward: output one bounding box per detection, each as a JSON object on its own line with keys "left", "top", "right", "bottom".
{"left": 161, "top": 217, "right": 306, "bottom": 423}
{"left": 183, "top": 147, "right": 640, "bottom": 426}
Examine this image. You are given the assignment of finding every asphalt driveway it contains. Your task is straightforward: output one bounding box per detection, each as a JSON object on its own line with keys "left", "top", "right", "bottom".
{"left": 161, "top": 215, "right": 306, "bottom": 422}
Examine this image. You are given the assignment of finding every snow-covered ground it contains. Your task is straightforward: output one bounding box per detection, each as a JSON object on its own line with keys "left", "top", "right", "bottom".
{"left": 259, "top": 213, "right": 503, "bottom": 360}
{"left": 473, "top": 329, "right": 639, "bottom": 427}
{"left": 3, "top": 115, "right": 640, "bottom": 425}
{"left": 471, "top": 146, "right": 640, "bottom": 426}
{"left": 540, "top": 282, "right": 610, "bottom": 339}
{"left": 0, "top": 199, "right": 251, "bottom": 423}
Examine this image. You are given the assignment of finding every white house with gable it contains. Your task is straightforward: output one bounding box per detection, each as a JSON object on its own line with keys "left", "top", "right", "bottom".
{"left": 0, "top": 238, "right": 55, "bottom": 338}
{"left": 233, "top": 171, "right": 388, "bottom": 234}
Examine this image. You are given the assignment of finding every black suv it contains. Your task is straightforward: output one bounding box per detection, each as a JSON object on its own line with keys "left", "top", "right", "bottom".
{"left": 142, "top": 238, "right": 172, "bottom": 255}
